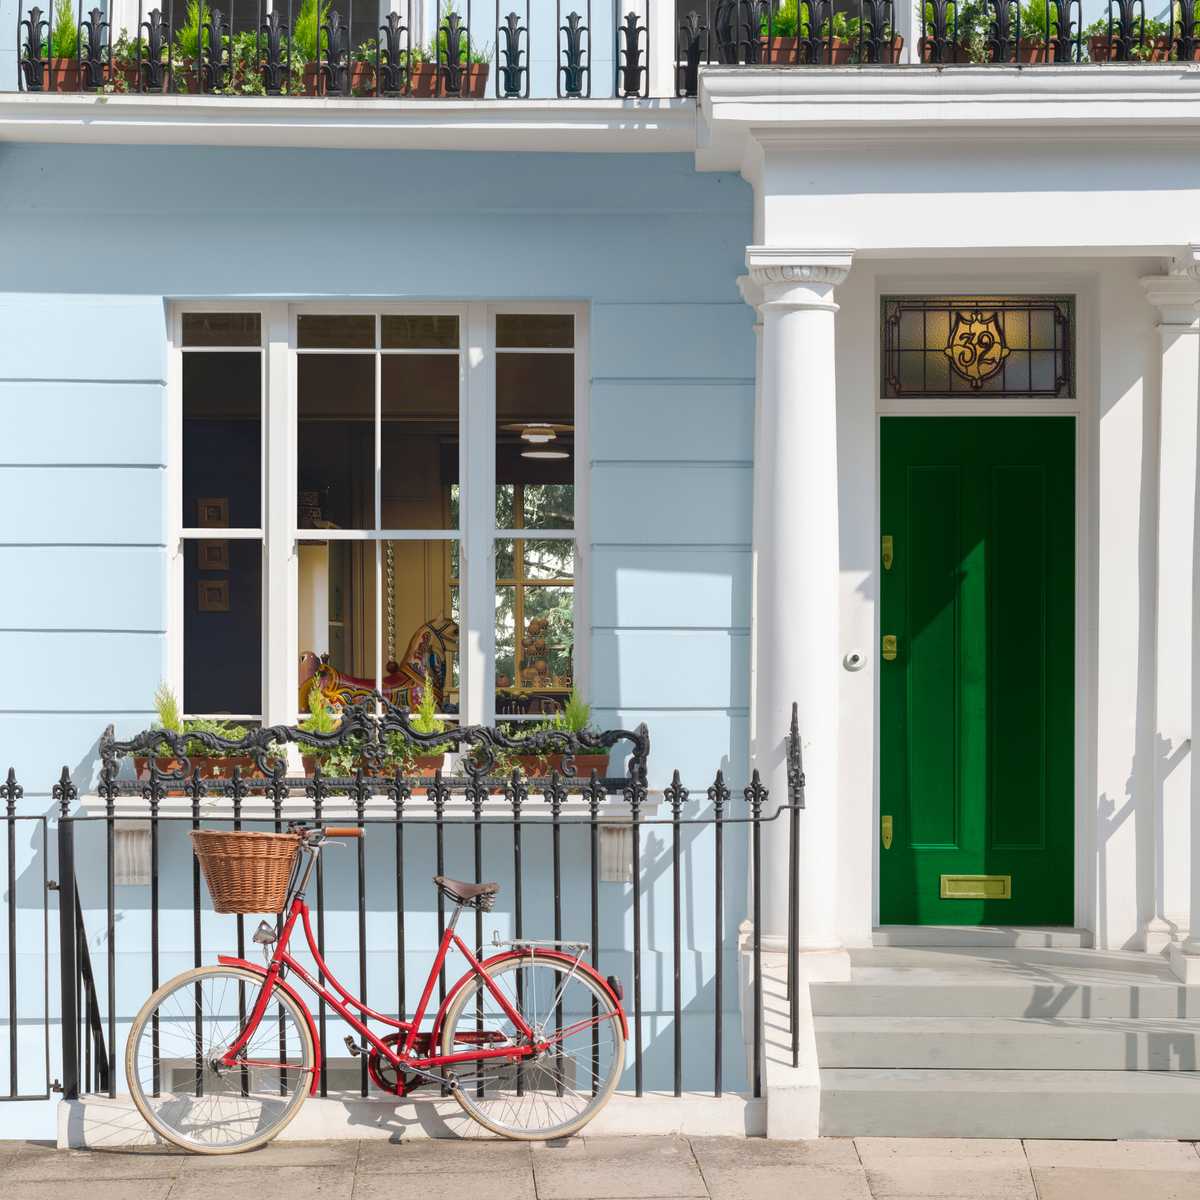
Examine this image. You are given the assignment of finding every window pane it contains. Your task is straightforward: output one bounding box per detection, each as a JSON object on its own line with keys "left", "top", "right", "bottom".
{"left": 184, "top": 537, "right": 261, "bottom": 715}
{"left": 298, "top": 354, "right": 375, "bottom": 531}
{"left": 299, "top": 539, "right": 458, "bottom": 716}
{"left": 497, "top": 353, "right": 573, "bottom": 521}
{"left": 521, "top": 585, "right": 574, "bottom": 694}
{"left": 184, "top": 352, "right": 261, "bottom": 528}
{"left": 381, "top": 355, "right": 459, "bottom": 530}
{"left": 495, "top": 537, "right": 515, "bottom": 580}
{"left": 524, "top": 538, "right": 573, "bottom": 580}
{"left": 297, "top": 314, "right": 375, "bottom": 349}
{"left": 495, "top": 584, "right": 516, "bottom": 694}
{"left": 298, "top": 539, "right": 377, "bottom": 708}
{"left": 496, "top": 314, "right": 574, "bottom": 349}
{"left": 182, "top": 313, "right": 261, "bottom": 347}
{"left": 496, "top": 484, "right": 515, "bottom": 528}
{"left": 382, "top": 315, "right": 460, "bottom": 349}
{"left": 523, "top": 483, "right": 574, "bottom": 530}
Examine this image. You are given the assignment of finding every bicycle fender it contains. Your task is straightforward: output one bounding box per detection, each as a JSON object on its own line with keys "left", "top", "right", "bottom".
{"left": 218, "top": 956, "right": 323, "bottom": 1096}
{"left": 428, "top": 949, "right": 628, "bottom": 1052}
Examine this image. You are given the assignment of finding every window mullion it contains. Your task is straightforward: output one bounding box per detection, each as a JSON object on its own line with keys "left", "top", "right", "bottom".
{"left": 263, "top": 301, "right": 294, "bottom": 727}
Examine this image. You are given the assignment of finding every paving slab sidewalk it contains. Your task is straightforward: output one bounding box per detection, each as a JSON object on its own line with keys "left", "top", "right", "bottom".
{"left": 0, "top": 1136, "right": 1197, "bottom": 1199}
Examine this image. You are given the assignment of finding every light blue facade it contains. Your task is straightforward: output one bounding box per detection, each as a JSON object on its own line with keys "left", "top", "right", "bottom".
{"left": 0, "top": 143, "right": 758, "bottom": 1135}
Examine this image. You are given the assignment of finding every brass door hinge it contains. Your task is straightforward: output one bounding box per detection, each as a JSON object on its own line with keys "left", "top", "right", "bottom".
{"left": 881, "top": 815, "right": 892, "bottom": 850}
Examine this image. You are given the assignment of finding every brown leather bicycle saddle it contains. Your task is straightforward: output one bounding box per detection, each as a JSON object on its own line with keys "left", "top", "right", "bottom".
{"left": 433, "top": 875, "right": 500, "bottom": 905}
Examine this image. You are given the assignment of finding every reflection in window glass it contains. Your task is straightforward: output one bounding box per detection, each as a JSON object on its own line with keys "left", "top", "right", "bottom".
{"left": 495, "top": 538, "right": 573, "bottom": 716}
{"left": 297, "top": 314, "right": 376, "bottom": 350}
{"left": 182, "top": 312, "right": 261, "bottom": 347}
{"left": 495, "top": 314, "right": 574, "bottom": 348}
{"left": 382, "top": 314, "right": 460, "bottom": 349}
{"left": 185, "top": 538, "right": 261, "bottom": 715}
{"left": 184, "top": 353, "right": 262, "bottom": 528}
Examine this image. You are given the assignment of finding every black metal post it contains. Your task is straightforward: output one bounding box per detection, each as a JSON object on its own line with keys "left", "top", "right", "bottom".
{"left": 5, "top": 771, "right": 20, "bottom": 1098}
{"left": 56, "top": 815, "right": 78, "bottom": 1101}
{"left": 710, "top": 770, "right": 727, "bottom": 1098}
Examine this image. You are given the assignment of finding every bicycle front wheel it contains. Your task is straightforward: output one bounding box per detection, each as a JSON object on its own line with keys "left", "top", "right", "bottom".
{"left": 441, "top": 953, "right": 624, "bottom": 1139}
{"left": 126, "top": 966, "right": 315, "bottom": 1154}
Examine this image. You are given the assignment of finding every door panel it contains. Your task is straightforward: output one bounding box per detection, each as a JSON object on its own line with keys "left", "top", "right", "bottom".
{"left": 880, "top": 417, "right": 1074, "bottom": 926}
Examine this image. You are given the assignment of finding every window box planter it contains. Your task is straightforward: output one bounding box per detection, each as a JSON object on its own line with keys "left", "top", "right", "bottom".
{"left": 134, "top": 756, "right": 271, "bottom": 794}
{"left": 1017, "top": 38, "right": 1055, "bottom": 61}
{"left": 301, "top": 61, "right": 377, "bottom": 95}
{"left": 43, "top": 58, "right": 80, "bottom": 91}
{"left": 921, "top": 39, "right": 973, "bottom": 61}
{"left": 408, "top": 62, "right": 489, "bottom": 97}
{"left": 513, "top": 753, "right": 611, "bottom": 780}
{"left": 1088, "top": 34, "right": 1181, "bottom": 61}
{"left": 110, "top": 63, "right": 170, "bottom": 91}
{"left": 762, "top": 36, "right": 903, "bottom": 63}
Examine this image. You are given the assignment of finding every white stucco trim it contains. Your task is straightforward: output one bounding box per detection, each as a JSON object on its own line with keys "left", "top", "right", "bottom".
{"left": 866, "top": 266, "right": 1094, "bottom": 940}
{"left": 0, "top": 93, "right": 697, "bottom": 151}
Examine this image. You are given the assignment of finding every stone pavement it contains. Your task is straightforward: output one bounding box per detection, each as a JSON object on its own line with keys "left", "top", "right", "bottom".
{"left": 1, "top": 1136, "right": 1199, "bottom": 1199}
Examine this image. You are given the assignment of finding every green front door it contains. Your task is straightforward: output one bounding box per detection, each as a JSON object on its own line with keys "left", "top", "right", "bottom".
{"left": 879, "top": 417, "right": 1075, "bottom": 926}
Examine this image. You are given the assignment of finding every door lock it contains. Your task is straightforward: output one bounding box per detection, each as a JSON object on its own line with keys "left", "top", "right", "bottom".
{"left": 882, "top": 634, "right": 898, "bottom": 660}
{"left": 881, "top": 815, "right": 893, "bottom": 850}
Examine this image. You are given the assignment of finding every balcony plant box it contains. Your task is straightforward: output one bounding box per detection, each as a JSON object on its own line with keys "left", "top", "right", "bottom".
{"left": 44, "top": 58, "right": 80, "bottom": 91}
{"left": 1017, "top": 38, "right": 1055, "bottom": 61}
{"left": 513, "top": 753, "right": 611, "bottom": 781}
{"left": 111, "top": 63, "right": 170, "bottom": 91}
{"left": 1088, "top": 34, "right": 1175, "bottom": 60}
{"left": 409, "top": 62, "right": 489, "bottom": 97}
{"left": 920, "top": 39, "right": 973, "bottom": 61}
{"left": 301, "top": 61, "right": 377, "bottom": 95}
{"left": 134, "top": 756, "right": 267, "bottom": 795}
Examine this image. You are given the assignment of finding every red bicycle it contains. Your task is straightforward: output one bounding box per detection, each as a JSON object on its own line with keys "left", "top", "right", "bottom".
{"left": 125, "top": 825, "right": 627, "bottom": 1152}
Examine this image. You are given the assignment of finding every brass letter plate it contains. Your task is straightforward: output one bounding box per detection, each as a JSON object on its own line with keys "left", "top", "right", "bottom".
{"left": 940, "top": 875, "right": 1011, "bottom": 900}
{"left": 881, "top": 535, "right": 893, "bottom": 570}
{"left": 881, "top": 815, "right": 893, "bottom": 850}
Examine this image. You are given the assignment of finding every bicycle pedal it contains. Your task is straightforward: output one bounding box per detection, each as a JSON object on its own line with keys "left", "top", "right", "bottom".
{"left": 344, "top": 1035, "right": 366, "bottom": 1058}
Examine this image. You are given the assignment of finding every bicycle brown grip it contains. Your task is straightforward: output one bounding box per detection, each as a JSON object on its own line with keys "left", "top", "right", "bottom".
{"left": 324, "top": 827, "right": 364, "bottom": 838}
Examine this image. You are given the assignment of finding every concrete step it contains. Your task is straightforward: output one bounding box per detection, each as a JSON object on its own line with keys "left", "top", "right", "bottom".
{"left": 811, "top": 980, "right": 1200, "bottom": 1018}
{"left": 819, "top": 1068, "right": 1200, "bottom": 1138}
{"left": 873, "top": 925, "right": 1093, "bottom": 948}
{"left": 815, "top": 1015, "right": 1200, "bottom": 1070}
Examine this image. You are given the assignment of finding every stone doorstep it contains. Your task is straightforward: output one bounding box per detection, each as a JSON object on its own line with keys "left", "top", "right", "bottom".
{"left": 57, "top": 1091, "right": 767, "bottom": 1149}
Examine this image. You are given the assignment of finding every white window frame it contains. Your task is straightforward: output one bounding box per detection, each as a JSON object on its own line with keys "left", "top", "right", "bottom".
{"left": 167, "top": 300, "right": 590, "bottom": 730}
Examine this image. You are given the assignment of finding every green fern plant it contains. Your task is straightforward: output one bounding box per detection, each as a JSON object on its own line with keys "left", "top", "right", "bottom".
{"left": 172, "top": 0, "right": 207, "bottom": 59}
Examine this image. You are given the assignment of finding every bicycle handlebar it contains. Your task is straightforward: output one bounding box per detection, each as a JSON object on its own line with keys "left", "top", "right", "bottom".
{"left": 323, "top": 827, "right": 364, "bottom": 838}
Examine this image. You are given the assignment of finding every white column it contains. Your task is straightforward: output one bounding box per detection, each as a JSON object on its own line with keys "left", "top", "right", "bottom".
{"left": 746, "top": 246, "right": 853, "bottom": 982}
{"left": 1168, "top": 255, "right": 1200, "bottom": 981}
{"left": 736, "top": 274, "right": 764, "bottom": 765}
{"left": 1141, "top": 275, "right": 1200, "bottom": 958}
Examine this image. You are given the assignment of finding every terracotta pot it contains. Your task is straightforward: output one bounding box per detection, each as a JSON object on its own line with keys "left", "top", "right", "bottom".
{"left": 402, "top": 753, "right": 447, "bottom": 795}
{"left": 1088, "top": 34, "right": 1174, "bottom": 61}
{"left": 302, "top": 61, "right": 377, "bottom": 96}
{"left": 134, "top": 756, "right": 266, "bottom": 795}
{"left": 110, "top": 63, "right": 170, "bottom": 92}
{"left": 1017, "top": 38, "right": 1055, "bottom": 62}
{"left": 514, "top": 753, "right": 611, "bottom": 781}
{"left": 46, "top": 58, "right": 80, "bottom": 92}
{"left": 775, "top": 34, "right": 901, "bottom": 63}
{"left": 921, "top": 39, "right": 973, "bottom": 62}
{"left": 408, "top": 61, "right": 489, "bottom": 97}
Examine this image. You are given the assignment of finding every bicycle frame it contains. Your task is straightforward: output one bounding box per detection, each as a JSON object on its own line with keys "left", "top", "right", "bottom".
{"left": 216, "top": 837, "right": 594, "bottom": 1088}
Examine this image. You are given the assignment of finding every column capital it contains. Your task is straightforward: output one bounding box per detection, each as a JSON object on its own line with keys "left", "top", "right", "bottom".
{"left": 1140, "top": 273, "right": 1200, "bottom": 327}
{"left": 1170, "top": 243, "right": 1200, "bottom": 284}
{"left": 745, "top": 247, "right": 854, "bottom": 311}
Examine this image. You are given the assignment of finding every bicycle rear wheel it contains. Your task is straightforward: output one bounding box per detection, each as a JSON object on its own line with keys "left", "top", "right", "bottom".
{"left": 126, "top": 966, "right": 315, "bottom": 1154}
{"left": 441, "top": 953, "right": 624, "bottom": 1139}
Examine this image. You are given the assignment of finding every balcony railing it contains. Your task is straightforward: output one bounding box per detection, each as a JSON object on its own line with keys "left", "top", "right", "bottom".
{"left": 16, "top": 0, "right": 1197, "bottom": 100}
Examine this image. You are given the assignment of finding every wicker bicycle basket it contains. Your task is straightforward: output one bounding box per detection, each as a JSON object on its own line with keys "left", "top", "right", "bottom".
{"left": 188, "top": 829, "right": 302, "bottom": 914}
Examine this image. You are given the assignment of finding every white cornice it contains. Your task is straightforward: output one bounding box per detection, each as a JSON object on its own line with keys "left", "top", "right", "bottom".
{"left": 697, "top": 63, "right": 1200, "bottom": 170}
{"left": 0, "top": 93, "right": 697, "bottom": 152}
{"left": 1141, "top": 272, "right": 1200, "bottom": 326}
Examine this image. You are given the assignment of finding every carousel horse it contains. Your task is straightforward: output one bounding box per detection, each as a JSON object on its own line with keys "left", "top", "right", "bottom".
{"left": 299, "top": 613, "right": 459, "bottom": 714}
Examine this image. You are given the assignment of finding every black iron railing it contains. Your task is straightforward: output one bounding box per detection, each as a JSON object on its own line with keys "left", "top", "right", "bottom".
{"left": 37, "top": 700, "right": 807, "bottom": 1105}
{"left": 675, "top": 0, "right": 1200, "bottom": 93}
{"left": 15, "top": 0, "right": 644, "bottom": 97}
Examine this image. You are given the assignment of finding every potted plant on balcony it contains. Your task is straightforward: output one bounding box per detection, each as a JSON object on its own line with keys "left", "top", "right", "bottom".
{"left": 386, "top": 672, "right": 452, "bottom": 791}
{"left": 410, "top": 2, "right": 491, "bottom": 96}
{"left": 44, "top": 0, "right": 80, "bottom": 92}
{"left": 106, "top": 28, "right": 170, "bottom": 91}
{"left": 1085, "top": 12, "right": 1173, "bottom": 60}
{"left": 513, "top": 689, "right": 610, "bottom": 781}
{"left": 133, "top": 681, "right": 257, "bottom": 783}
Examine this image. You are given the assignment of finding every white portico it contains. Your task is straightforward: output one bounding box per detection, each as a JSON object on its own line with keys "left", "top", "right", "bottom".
{"left": 705, "top": 65, "right": 1200, "bottom": 977}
